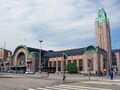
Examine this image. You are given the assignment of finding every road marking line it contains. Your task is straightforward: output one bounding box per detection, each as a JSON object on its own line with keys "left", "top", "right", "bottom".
{"left": 44, "top": 85, "right": 88, "bottom": 90}
{"left": 28, "top": 84, "right": 114, "bottom": 90}
{"left": 28, "top": 89, "right": 36, "bottom": 90}
{"left": 58, "top": 84, "right": 113, "bottom": 90}
{"left": 83, "top": 81, "right": 120, "bottom": 86}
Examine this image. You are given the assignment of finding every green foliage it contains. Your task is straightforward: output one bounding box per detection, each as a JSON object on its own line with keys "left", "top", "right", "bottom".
{"left": 66, "top": 63, "right": 78, "bottom": 74}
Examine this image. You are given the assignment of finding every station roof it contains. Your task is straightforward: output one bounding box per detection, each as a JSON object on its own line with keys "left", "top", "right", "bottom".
{"left": 27, "top": 47, "right": 46, "bottom": 53}
{"left": 44, "top": 46, "right": 106, "bottom": 58}
{"left": 13, "top": 45, "right": 107, "bottom": 58}
{"left": 44, "top": 48, "right": 85, "bottom": 57}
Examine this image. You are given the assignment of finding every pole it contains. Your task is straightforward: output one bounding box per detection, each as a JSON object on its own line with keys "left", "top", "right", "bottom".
{"left": 63, "top": 59, "right": 66, "bottom": 82}
{"left": 88, "top": 59, "right": 91, "bottom": 80}
{"left": 3, "top": 40, "right": 6, "bottom": 71}
{"left": 39, "top": 40, "right": 43, "bottom": 73}
{"left": 64, "top": 58, "right": 65, "bottom": 75}
{"left": 63, "top": 53, "right": 67, "bottom": 82}
{"left": 63, "top": 58, "right": 65, "bottom": 81}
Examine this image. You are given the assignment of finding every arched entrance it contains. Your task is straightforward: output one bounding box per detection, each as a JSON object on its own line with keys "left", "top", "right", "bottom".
{"left": 17, "top": 52, "right": 26, "bottom": 65}
{"left": 12, "top": 46, "right": 29, "bottom": 73}
{"left": 14, "top": 52, "right": 26, "bottom": 73}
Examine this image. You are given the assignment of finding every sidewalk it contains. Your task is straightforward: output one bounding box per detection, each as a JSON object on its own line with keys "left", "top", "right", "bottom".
{"left": 1, "top": 72, "right": 120, "bottom": 82}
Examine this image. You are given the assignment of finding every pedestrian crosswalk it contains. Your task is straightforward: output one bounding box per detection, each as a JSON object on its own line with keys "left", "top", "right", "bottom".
{"left": 83, "top": 80, "right": 120, "bottom": 86}
{"left": 28, "top": 84, "right": 114, "bottom": 90}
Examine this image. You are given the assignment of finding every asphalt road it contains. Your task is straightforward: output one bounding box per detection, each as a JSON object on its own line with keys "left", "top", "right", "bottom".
{"left": 0, "top": 73, "right": 120, "bottom": 90}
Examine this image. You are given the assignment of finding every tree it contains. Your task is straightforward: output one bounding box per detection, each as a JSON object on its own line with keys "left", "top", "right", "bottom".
{"left": 66, "top": 63, "right": 78, "bottom": 74}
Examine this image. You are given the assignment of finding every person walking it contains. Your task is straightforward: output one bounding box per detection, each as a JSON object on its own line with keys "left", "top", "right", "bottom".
{"left": 109, "top": 69, "right": 113, "bottom": 80}
{"left": 107, "top": 70, "right": 110, "bottom": 79}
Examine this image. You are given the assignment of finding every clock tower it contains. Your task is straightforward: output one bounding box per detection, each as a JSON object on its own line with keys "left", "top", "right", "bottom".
{"left": 95, "top": 8, "right": 112, "bottom": 69}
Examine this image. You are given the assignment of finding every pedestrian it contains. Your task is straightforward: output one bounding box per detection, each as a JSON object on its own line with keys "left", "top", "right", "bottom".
{"left": 109, "top": 69, "right": 113, "bottom": 80}
{"left": 101, "top": 70, "right": 104, "bottom": 77}
{"left": 107, "top": 70, "right": 110, "bottom": 79}
{"left": 47, "top": 70, "right": 49, "bottom": 77}
{"left": 63, "top": 74, "right": 66, "bottom": 82}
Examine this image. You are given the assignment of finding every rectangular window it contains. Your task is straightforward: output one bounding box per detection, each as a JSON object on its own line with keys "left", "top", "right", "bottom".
{"left": 58, "top": 61, "right": 61, "bottom": 71}
{"left": 64, "top": 60, "right": 66, "bottom": 66}
{"left": 53, "top": 61, "right": 56, "bottom": 68}
{"left": 49, "top": 61, "right": 52, "bottom": 68}
{"left": 68, "top": 60, "right": 71, "bottom": 64}
{"left": 73, "top": 60, "right": 77, "bottom": 66}
{"left": 87, "top": 59, "right": 93, "bottom": 71}
{"left": 112, "top": 59, "right": 117, "bottom": 66}
{"left": 79, "top": 59, "right": 83, "bottom": 71}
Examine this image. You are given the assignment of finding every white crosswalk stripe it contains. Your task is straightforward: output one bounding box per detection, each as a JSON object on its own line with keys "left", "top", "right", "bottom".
{"left": 28, "top": 84, "right": 114, "bottom": 90}
{"left": 83, "top": 81, "right": 120, "bottom": 86}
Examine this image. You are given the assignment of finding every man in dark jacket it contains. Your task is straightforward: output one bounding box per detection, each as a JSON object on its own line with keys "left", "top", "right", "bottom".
{"left": 109, "top": 69, "right": 113, "bottom": 80}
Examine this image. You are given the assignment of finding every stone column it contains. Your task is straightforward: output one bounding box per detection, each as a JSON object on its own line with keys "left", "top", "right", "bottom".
{"left": 71, "top": 60, "right": 73, "bottom": 63}
{"left": 61, "top": 60, "right": 64, "bottom": 72}
{"left": 77, "top": 59, "right": 79, "bottom": 72}
{"left": 93, "top": 54, "right": 98, "bottom": 74}
{"left": 83, "top": 54, "right": 88, "bottom": 74}
{"left": 56, "top": 61, "right": 58, "bottom": 73}
{"left": 32, "top": 57, "right": 35, "bottom": 72}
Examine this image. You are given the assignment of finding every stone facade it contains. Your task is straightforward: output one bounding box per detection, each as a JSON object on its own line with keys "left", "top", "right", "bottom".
{"left": 45, "top": 46, "right": 107, "bottom": 74}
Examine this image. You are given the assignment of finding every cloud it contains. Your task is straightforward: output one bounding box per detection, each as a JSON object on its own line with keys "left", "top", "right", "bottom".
{"left": 0, "top": 0, "right": 119, "bottom": 52}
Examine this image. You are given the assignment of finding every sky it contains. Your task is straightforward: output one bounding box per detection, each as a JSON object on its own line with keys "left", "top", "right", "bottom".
{"left": 0, "top": 0, "right": 120, "bottom": 52}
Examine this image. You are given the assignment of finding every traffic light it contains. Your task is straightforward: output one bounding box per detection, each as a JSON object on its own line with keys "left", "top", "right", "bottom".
{"left": 63, "top": 53, "right": 67, "bottom": 59}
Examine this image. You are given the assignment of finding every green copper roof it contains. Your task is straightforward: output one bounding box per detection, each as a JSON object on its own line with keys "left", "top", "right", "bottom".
{"left": 96, "top": 8, "right": 109, "bottom": 28}
{"left": 84, "top": 45, "right": 98, "bottom": 54}
{"left": 30, "top": 52, "right": 38, "bottom": 56}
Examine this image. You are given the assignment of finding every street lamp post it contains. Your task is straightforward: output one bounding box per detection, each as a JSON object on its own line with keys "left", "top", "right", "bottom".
{"left": 62, "top": 53, "right": 67, "bottom": 82}
{"left": 39, "top": 40, "right": 43, "bottom": 73}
